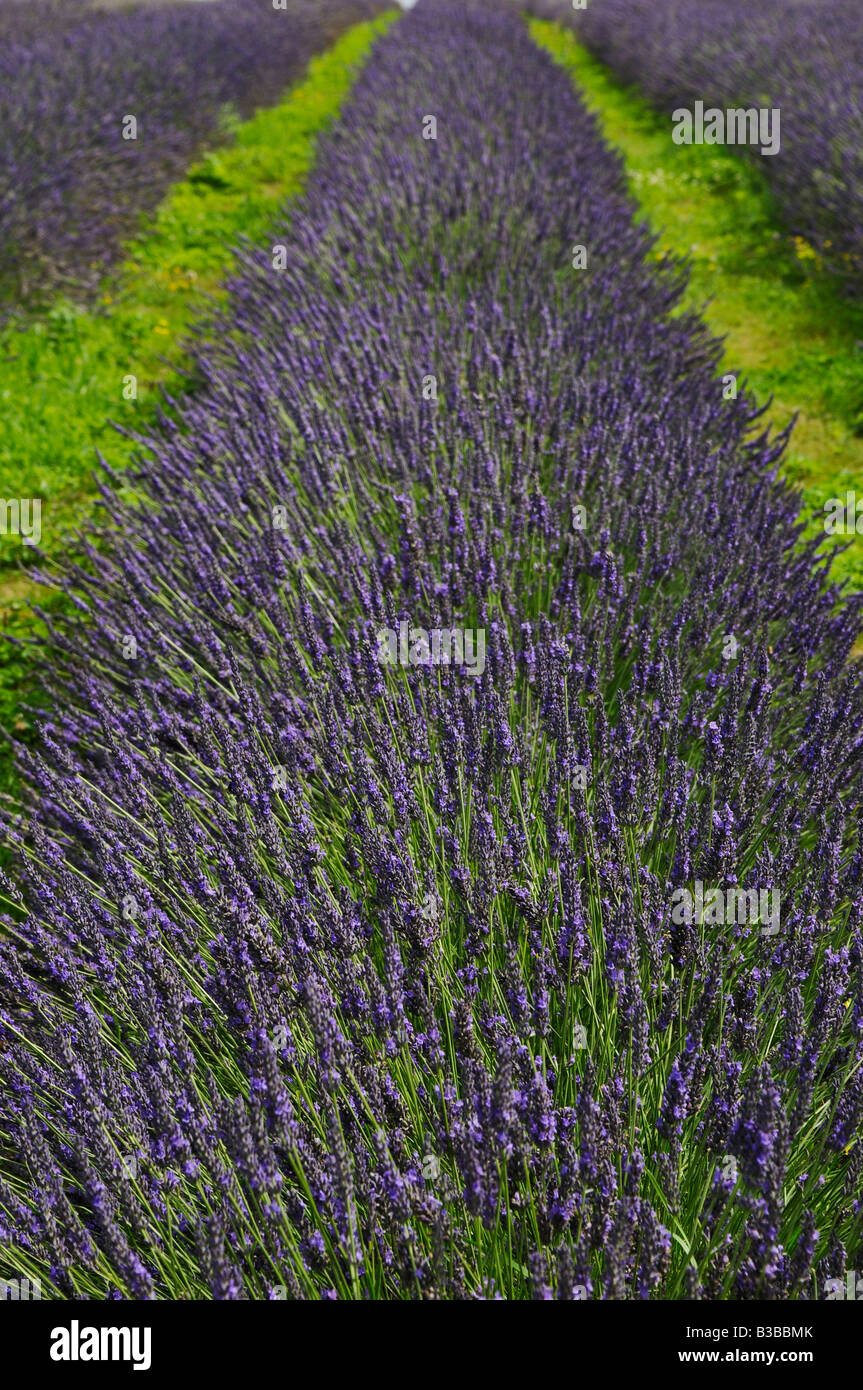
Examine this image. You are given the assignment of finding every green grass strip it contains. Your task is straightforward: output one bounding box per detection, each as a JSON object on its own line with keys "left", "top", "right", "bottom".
{"left": 531, "top": 18, "right": 863, "bottom": 601}
{"left": 0, "top": 12, "right": 397, "bottom": 791}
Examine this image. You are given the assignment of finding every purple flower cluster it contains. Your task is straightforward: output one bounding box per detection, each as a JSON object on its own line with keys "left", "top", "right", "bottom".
{"left": 0, "top": 0, "right": 383, "bottom": 307}
{"left": 528, "top": 0, "right": 863, "bottom": 291}
{"left": 1, "top": 0, "right": 862, "bottom": 1299}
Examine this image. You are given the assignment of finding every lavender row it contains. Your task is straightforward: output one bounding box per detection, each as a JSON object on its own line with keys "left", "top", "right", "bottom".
{"left": 527, "top": 0, "right": 863, "bottom": 292}
{"left": 1, "top": 0, "right": 862, "bottom": 1299}
{"left": 0, "top": 0, "right": 383, "bottom": 308}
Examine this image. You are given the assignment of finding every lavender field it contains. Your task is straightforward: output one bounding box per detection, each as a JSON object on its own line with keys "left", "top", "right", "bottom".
{"left": 533, "top": 0, "right": 863, "bottom": 292}
{"left": 0, "top": 0, "right": 381, "bottom": 306}
{"left": 1, "top": 0, "right": 862, "bottom": 1329}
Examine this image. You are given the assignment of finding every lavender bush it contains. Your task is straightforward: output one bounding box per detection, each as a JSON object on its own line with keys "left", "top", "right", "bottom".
{"left": 0, "top": 0, "right": 383, "bottom": 306}
{"left": 525, "top": 0, "right": 863, "bottom": 293}
{"left": 1, "top": 0, "right": 862, "bottom": 1299}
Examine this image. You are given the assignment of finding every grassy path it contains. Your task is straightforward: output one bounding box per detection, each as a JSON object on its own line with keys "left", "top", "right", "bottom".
{"left": 531, "top": 20, "right": 863, "bottom": 601}
{"left": 0, "top": 12, "right": 396, "bottom": 793}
